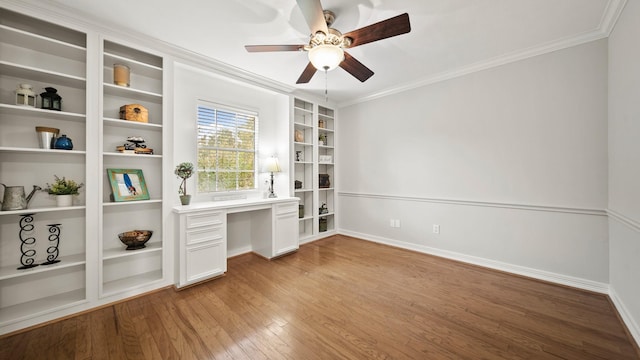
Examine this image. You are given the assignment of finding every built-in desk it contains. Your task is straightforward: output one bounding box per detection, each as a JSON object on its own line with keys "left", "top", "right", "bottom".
{"left": 173, "top": 197, "right": 299, "bottom": 288}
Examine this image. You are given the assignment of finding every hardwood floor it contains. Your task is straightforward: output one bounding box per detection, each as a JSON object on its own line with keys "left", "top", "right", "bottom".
{"left": 1, "top": 235, "right": 638, "bottom": 359}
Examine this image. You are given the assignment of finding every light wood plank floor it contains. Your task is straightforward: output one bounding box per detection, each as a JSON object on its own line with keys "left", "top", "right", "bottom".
{"left": 1, "top": 235, "right": 638, "bottom": 359}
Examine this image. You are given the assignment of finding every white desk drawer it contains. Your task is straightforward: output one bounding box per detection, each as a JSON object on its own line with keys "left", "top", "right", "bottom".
{"left": 186, "top": 211, "right": 224, "bottom": 229}
{"left": 186, "top": 226, "right": 225, "bottom": 246}
{"left": 275, "top": 201, "right": 298, "bottom": 215}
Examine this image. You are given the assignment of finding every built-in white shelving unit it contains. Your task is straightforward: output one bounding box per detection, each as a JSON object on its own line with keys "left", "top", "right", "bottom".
{"left": 100, "top": 39, "right": 165, "bottom": 298}
{"left": 292, "top": 98, "right": 337, "bottom": 242}
{"left": 0, "top": 6, "right": 171, "bottom": 335}
{"left": 0, "top": 8, "right": 88, "bottom": 329}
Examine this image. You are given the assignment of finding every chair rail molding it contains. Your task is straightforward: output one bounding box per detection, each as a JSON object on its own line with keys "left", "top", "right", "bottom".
{"left": 338, "top": 192, "right": 607, "bottom": 216}
{"left": 607, "top": 209, "right": 640, "bottom": 233}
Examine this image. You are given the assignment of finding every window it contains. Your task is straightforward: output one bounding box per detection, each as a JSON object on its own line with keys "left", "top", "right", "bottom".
{"left": 197, "top": 103, "right": 258, "bottom": 193}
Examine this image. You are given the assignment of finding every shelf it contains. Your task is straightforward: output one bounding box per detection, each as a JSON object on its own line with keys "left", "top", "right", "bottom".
{"left": 294, "top": 188, "right": 313, "bottom": 193}
{"left": 0, "top": 61, "right": 86, "bottom": 89}
{"left": 319, "top": 212, "right": 335, "bottom": 217}
{"left": 298, "top": 216, "right": 314, "bottom": 221}
{"left": 0, "top": 146, "right": 86, "bottom": 155}
{"left": 102, "top": 270, "right": 163, "bottom": 297}
{"left": 0, "top": 205, "right": 85, "bottom": 216}
{"left": 102, "top": 152, "right": 162, "bottom": 159}
{"left": 103, "top": 242, "right": 162, "bottom": 261}
{"left": 0, "top": 103, "right": 85, "bottom": 121}
{"left": 0, "top": 254, "right": 86, "bottom": 281}
{"left": 103, "top": 83, "right": 162, "bottom": 103}
{"left": 319, "top": 187, "right": 335, "bottom": 191}
{"left": 294, "top": 161, "right": 313, "bottom": 165}
{"left": 294, "top": 141, "right": 313, "bottom": 146}
{"left": 319, "top": 145, "right": 334, "bottom": 150}
{"left": 0, "top": 289, "right": 86, "bottom": 325}
{"left": 294, "top": 122, "right": 313, "bottom": 129}
{"left": 103, "top": 199, "right": 162, "bottom": 207}
{"left": 104, "top": 52, "right": 162, "bottom": 78}
{"left": 293, "top": 106, "right": 313, "bottom": 114}
{"left": 0, "top": 24, "right": 86, "bottom": 62}
{"left": 103, "top": 117, "right": 162, "bottom": 130}
{"left": 318, "top": 128, "right": 334, "bottom": 133}
{"left": 318, "top": 162, "right": 334, "bottom": 165}
{"left": 318, "top": 113, "right": 334, "bottom": 119}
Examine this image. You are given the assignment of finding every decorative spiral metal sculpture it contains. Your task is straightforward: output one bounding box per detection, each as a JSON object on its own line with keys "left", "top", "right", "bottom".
{"left": 17, "top": 213, "right": 38, "bottom": 270}
{"left": 41, "top": 223, "right": 61, "bottom": 265}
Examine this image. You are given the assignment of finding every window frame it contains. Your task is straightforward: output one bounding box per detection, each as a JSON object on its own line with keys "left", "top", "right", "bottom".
{"left": 196, "top": 101, "right": 259, "bottom": 194}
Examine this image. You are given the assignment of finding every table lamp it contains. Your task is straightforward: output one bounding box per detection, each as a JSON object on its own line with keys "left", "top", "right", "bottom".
{"left": 263, "top": 156, "right": 282, "bottom": 198}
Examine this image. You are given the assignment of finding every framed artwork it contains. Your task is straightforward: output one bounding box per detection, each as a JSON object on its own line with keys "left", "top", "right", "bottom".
{"left": 319, "top": 173, "right": 331, "bottom": 188}
{"left": 106, "top": 169, "right": 150, "bottom": 202}
{"left": 294, "top": 129, "right": 304, "bottom": 142}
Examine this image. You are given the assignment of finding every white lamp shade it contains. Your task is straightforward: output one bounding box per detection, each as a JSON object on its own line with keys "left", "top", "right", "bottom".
{"left": 263, "top": 156, "right": 282, "bottom": 173}
{"left": 308, "top": 44, "right": 345, "bottom": 71}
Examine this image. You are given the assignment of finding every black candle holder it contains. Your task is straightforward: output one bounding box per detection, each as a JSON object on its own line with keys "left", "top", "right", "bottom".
{"left": 17, "top": 213, "right": 38, "bottom": 270}
{"left": 41, "top": 224, "right": 61, "bottom": 265}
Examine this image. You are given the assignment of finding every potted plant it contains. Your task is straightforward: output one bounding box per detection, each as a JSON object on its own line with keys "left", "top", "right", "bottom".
{"left": 43, "top": 175, "right": 83, "bottom": 207}
{"left": 175, "top": 162, "right": 194, "bottom": 205}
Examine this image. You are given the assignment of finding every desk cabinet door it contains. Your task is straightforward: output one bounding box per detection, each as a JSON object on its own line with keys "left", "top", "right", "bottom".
{"left": 274, "top": 204, "right": 299, "bottom": 256}
{"left": 186, "top": 240, "right": 226, "bottom": 283}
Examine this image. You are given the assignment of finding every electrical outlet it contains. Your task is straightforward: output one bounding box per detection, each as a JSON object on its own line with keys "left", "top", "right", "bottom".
{"left": 433, "top": 224, "right": 440, "bottom": 234}
{"left": 390, "top": 219, "right": 395, "bottom": 227}
{"left": 395, "top": 219, "right": 401, "bottom": 228}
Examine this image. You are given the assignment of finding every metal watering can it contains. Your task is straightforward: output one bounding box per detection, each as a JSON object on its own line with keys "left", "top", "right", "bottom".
{"left": 0, "top": 184, "right": 41, "bottom": 211}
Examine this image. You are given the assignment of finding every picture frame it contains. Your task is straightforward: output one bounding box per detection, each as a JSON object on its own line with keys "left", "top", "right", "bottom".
{"left": 106, "top": 168, "right": 150, "bottom": 202}
{"left": 294, "top": 129, "right": 304, "bottom": 142}
{"left": 319, "top": 173, "right": 331, "bottom": 188}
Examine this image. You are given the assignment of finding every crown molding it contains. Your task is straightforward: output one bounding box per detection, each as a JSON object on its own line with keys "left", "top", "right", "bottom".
{"left": 339, "top": 0, "right": 629, "bottom": 108}
{"left": 599, "top": 0, "right": 628, "bottom": 35}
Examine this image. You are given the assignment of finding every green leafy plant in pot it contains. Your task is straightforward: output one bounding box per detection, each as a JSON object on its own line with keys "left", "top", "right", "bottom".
{"left": 175, "top": 162, "right": 194, "bottom": 205}
{"left": 43, "top": 175, "right": 83, "bottom": 207}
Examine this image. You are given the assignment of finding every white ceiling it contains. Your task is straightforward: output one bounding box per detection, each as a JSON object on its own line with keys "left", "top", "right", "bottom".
{"left": 38, "top": 0, "right": 623, "bottom": 104}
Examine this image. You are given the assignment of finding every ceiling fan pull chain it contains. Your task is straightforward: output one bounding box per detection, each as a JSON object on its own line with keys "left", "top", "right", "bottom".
{"left": 324, "top": 69, "right": 329, "bottom": 102}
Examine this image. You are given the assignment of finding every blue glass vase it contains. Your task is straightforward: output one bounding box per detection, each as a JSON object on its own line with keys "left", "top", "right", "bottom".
{"left": 54, "top": 134, "right": 73, "bottom": 150}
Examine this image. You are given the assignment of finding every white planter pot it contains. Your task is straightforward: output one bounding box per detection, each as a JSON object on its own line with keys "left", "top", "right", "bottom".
{"left": 56, "top": 194, "right": 73, "bottom": 207}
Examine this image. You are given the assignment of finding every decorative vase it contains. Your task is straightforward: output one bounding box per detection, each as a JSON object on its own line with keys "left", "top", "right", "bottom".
{"left": 56, "top": 194, "right": 73, "bottom": 207}
{"left": 54, "top": 134, "right": 73, "bottom": 150}
{"left": 113, "top": 64, "right": 131, "bottom": 87}
{"left": 35, "top": 126, "right": 60, "bottom": 149}
{"left": 180, "top": 195, "right": 191, "bottom": 205}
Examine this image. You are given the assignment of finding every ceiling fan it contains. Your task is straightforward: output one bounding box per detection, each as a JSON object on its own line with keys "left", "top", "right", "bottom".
{"left": 245, "top": 0, "right": 411, "bottom": 84}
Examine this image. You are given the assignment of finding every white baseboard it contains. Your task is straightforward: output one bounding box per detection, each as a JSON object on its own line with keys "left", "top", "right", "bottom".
{"left": 338, "top": 229, "right": 610, "bottom": 294}
{"left": 227, "top": 245, "right": 252, "bottom": 258}
{"left": 610, "top": 287, "right": 640, "bottom": 347}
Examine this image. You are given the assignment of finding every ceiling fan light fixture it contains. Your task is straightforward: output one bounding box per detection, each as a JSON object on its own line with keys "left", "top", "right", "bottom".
{"left": 308, "top": 44, "right": 344, "bottom": 71}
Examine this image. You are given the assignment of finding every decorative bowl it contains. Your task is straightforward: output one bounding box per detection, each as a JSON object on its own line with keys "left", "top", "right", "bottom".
{"left": 118, "top": 230, "right": 153, "bottom": 250}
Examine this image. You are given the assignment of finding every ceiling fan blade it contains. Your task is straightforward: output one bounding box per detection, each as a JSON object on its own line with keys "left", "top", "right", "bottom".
{"left": 296, "top": 62, "right": 317, "bottom": 84}
{"left": 245, "top": 45, "right": 305, "bottom": 52}
{"left": 296, "top": 0, "right": 328, "bottom": 35}
{"left": 339, "top": 52, "right": 374, "bottom": 82}
{"left": 343, "top": 13, "right": 411, "bottom": 48}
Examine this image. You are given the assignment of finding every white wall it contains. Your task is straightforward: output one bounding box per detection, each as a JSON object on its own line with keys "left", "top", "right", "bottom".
{"left": 608, "top": 0, "right": 640, "bottom": 343}
{"left": 337, "top": 39, "right": 609, "bottom": 290}
{"left": 172, "top": 62, "right": 291, "bottom": 255}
